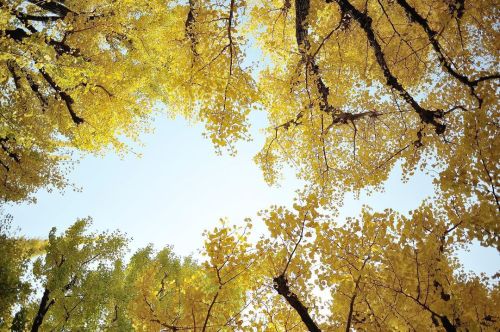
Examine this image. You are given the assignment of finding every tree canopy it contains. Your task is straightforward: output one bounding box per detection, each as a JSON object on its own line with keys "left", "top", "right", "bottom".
{"left": 0, "top": 0, "right": 498, "bottom": 331}
{"left": 1, "top": 207, "right": 499, "bottom": 331}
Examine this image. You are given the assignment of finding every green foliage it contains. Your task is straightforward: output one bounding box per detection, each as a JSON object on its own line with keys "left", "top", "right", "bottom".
{"left": 0, "top": 214, "right": 31, "bottom": 330}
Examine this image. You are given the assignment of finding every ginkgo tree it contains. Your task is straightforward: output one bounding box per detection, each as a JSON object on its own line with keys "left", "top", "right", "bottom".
{"left": 2, "top": 201, "right": 498, "bottom": 331}
{"left": 1, "top": 0, "right": 498, "bottom": 331}
{"left": 250, "top": 0, "right": 498, "bottom": 248}
{"left": 2, "top": 0, "right": 497, "bottom": 247}
{"left": 0, "top": 217, "right": 259, "bottom": 331}
{"left": 0, "top": 0, "right": 255, "bottom": 201}
{"left": 251, "top": 195, "right": 499, "bottom": 331}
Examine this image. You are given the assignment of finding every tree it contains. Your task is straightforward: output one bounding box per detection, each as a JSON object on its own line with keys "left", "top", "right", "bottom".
{"left": 218, "top": 195, "right": 500, "bottom": 331}
{"left": 1, "top": 208, "right": 499, "bottom": 331}
{"left": 0, "top": 0, "right": 256, "bottom": 201}
{"left": 0, "top": 219, "right": 256, "bottom": 331}
{"left": 0, "top": 213, "right": 45, "bottom": 330}
{"left": 124, "top": 230, "right": 253, "bottom": 331}
{"left": 1, "top": 0, "right": 498, "bottom": 331}
{"left": 0, "top": 218, "right": 131, "bottom": 331}
{"left": 250, "top": 0, "right": 498, "bottom": 248}
{"left": 20, "top": 219, "right": 127, "bottom": 332}
{"left": 0, "top": 215, "right": 30, "bottom": 330}
{"left": 2, "top": 0, "right": 497, "bottom": 248}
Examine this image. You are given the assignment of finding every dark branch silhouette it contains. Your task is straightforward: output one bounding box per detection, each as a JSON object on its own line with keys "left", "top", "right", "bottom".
{"left": 334, "top": 0, "right": 446, "bottom": 134}
{"left": 31, "top": 289, "right": 55, "bottom": 332}
{"left": 273, "top": 274, "right": 321, "bottom": 332}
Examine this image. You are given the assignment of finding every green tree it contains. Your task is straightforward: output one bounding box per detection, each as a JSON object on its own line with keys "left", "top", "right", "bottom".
{"left": 0, "top": 220, "right": 253, "bottom": 331}
{"left": 22, "top": 219, "right": 127, "bottom": 331}
{"left": 0, "top": 215, "right": 29, "bottom": 329}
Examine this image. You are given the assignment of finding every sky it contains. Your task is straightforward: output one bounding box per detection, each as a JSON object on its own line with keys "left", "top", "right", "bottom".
{"left": 5, "top": 109, "right": 499, "bottom": 277}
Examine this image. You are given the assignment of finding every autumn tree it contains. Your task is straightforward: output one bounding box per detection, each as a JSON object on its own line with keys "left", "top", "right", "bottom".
{"left": 234, "top": 1, "right": 499, "bottom": 326}
{"left": 2, "top": 0, "right": 497, "bottom": 248}
{"left": 0, "top": 215, "right": 30, "bottom": 329}
{"left": 123, "top": 235, "right": 252, "bottom": 331}
{"left": 8, "top": 219, "right": 129, "bottom": 332}
{"left": 0, "top": 0, "right": 256, "bottom": 202}
{"left": 1, "top": 0, "right": 498, "bottom": 331}
{"left": 249, "top": 0, "right": 498, "bottom": 247}
{"left": 0, "top": 213, "right": 46, "bottom": 330}
{"left": 207, "top": 196, "right": 500, "bottom": 331}
{"left": 4, "top": 0, "right": 496, "bottom": 248}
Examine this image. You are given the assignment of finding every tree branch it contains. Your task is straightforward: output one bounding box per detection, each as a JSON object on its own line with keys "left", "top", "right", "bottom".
{"left": 0, "top": 137, "right": 21, "bottom": 163}
{"left": 201, "top": 291, "right": 219, "bottom": 332}
{"left": 395, "top": 0, "right": 499, "bottom": 106}
{"left": 39, "top": 69, "right": 84, "bottom": 125}
{"left": 334, "top": 0, "right": 446, "bottom": 134}
{"left": 31, "top": 288, "right": 55, "bottom": 332}
{"left": 26, "top": 0, "right": 72, "bottom": 18}
{"left": 273, "top": 274, "right": 321, "bottom": 332}
{"left": 185, "top": 0, "right": 199, "bottom": 56}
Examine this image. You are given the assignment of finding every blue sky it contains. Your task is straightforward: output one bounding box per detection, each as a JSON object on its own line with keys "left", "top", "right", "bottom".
{"left": 5, "top": 110, "right": 499, "bottom": 276}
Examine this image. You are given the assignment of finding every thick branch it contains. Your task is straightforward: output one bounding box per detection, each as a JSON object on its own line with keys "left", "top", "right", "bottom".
{"left": 395, "top": 0, "right": 499, "bottom": 103}
{"left": 438, "top": 315, "right": 457, "bottom": 332}
{"left": 273, "top": 274, "right": 321, "bottom": 332}
{"left": 0, "top": 137, "right": 21, "bottom": 164}
{"left": 27, "top": 0, "right": 72, "bottom": 18}
{"left": 47, "top": 39, "right": 84, "bottom": 58}
{"left": 295, "top": 0, "right": 336, "bottom": 114}
{"left": 31, "top": 288, "right": 55, "bottom": 332}
{"left": 201, "top": 291, "right": 219, "bottom": 332}
{"left": 6, "top": 61, "right": 21, "bottom": 89}
{"left": 3, "top": 28, "right": 29, "bottom": 41}
{"left": 24, "top": 71, "right": 48, "bottom": 107}
{"left": 3, "top": 27, "right": 85, "bottom": 59}
{"left": 295, "top": 0, "right": 310, "bottom": 50}
{"left": 7, "top": 59, "right": 48, "bottom": 109}
{"left": 39, "top": 69, "right": 84, "bottom": 125}
{"left": 345, "top": 277, "right": 361, "bottom": 332}
{"left": 345, "top": 255, "right": 370, "bottom": 332}
{"left": 335, "top": 0, "right": 446, "bottom": 134}
{"left": 185, "top": 0, "right": 199, "bottom": 56}
{"left": 290, "top": 0, "right": 380, "bottom": 131}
